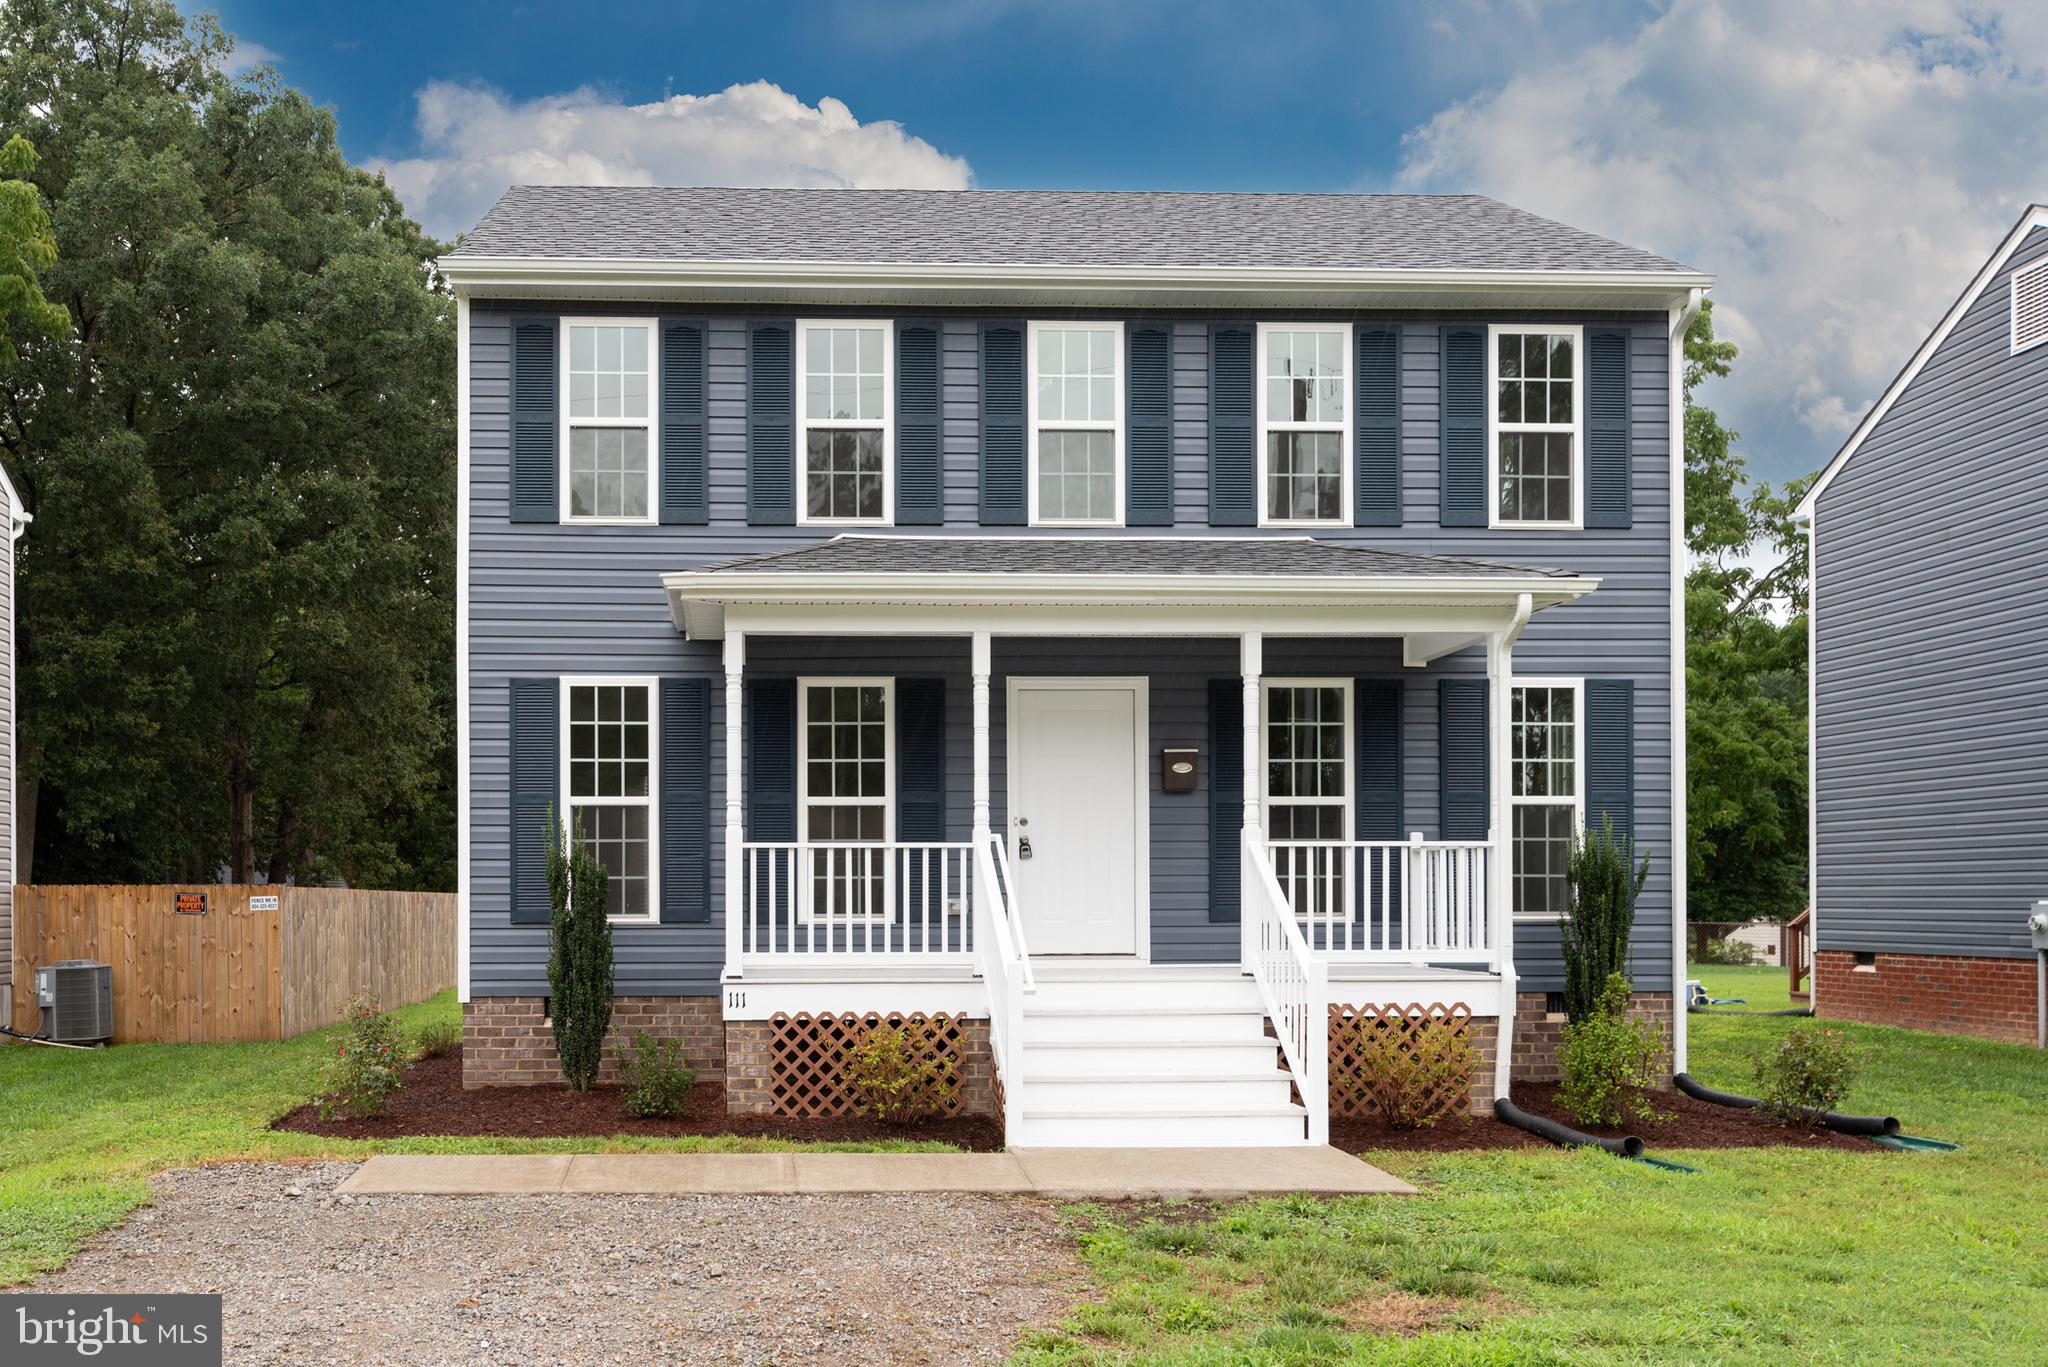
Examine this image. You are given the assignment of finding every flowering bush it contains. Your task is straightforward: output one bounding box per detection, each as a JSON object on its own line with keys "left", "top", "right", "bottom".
{"left": 412, "top": 1018, "right": 462, "bottom": 1060}
{"left": 319, "top": 993, "right": 410, "bottom": 1120}
{"left": 847, "top": 1020, "right": 959, "bottom": 1123}
{"left": 1754, "top": 1025, "right": 1860, "bottom": 1126}
{"left": 1559, "top": 973, "right": 1669, "bottom": 1127}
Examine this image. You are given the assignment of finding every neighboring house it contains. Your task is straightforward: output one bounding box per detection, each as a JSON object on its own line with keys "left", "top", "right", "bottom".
{"left": 1723, "top": 921, "right": 1782, "bottom": 965}
{"left": 0, "top": 466, "right": 24, "bottom": 1030}
{"left": 442, "top": 187, "right": 1709, "bottom": 1145}
{"left": 1798, "top": 202, "right": 2048, "bottom": 1045}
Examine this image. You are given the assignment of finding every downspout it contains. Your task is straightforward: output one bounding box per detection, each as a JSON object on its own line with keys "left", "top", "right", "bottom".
{"left": 1795, "top": 507, "right": 1817, "bottom": 1014}
{"left": 454, "top": 290, "right": 472, "bottom": 1005}
{"left": 1668, "top": 287, "right": 1704, "bottom": 1074}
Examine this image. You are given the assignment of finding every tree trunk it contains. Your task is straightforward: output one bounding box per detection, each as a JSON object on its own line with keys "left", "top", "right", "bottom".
{"left": 225, "top": 723, "right": 254, "bottom": 883}
{"left": 266, "top": 792, "right": 301, "bottom": 885}
{"left": 15, "top": 738, "right": 35, "bottom": 885}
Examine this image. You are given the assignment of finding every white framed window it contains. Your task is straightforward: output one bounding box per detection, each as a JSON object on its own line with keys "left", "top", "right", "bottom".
{"left": 561, "top": 318, "right": 657, "bottom": 524}
{"left": 1261, "top": 679, "right": 1352, "bottom": 919}
{"left": 798, "top": 320, "right": 892, "bottom": 525}
{"left": 799, "top": 678, "right": 894, "bottom": 921}
{"left": 1028, "top": 321, "right": 1123, "bottom": 526}
{"left": 1488, "top": 324, "right": 1583, "bottom": 528}
{"left": 560, "top": 677, "right": 659, "bottom": 923}
{"left": 1510, "top": 677, "right": 1584, "bottom": 919}
{"left": 1257, "top": 323, "right": 1351, "bottom": 526}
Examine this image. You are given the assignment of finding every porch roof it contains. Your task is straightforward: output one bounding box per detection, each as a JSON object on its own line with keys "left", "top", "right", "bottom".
{"left": 663, "top": 535, "right": 1596, "bottom": 652}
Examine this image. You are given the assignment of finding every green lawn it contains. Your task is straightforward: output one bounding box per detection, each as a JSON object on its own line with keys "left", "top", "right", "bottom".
{"left": 0, "top": 990, "right": 954, "bottom": 1286}
{"left": 1017, "top": 963, "right": 2048, "bottom": 1365}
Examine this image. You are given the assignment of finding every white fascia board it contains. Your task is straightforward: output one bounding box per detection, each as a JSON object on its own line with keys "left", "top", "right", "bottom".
{"left": 1797, "top": 203, "right": 2048, "bottom": 518}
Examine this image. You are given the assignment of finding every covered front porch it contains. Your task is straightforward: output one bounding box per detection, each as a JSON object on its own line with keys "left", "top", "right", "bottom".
{"left": 664, "top": 536, "right": 1595, "bottom": 1144}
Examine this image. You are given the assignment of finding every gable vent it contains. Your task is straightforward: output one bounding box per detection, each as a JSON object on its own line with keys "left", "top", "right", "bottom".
{"left": 2013, "top": 257, "right": 2048, "bottom": 353}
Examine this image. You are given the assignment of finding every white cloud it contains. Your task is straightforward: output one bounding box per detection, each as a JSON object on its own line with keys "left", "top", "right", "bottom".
{"left": 1394, "top": 1, "right": 2048, "bottom": 484}
{"left": 222, "top": 39, "right": 281, "bottom": 77}
{"left": 376, "top": 80, "right": 972, "bottom": 242}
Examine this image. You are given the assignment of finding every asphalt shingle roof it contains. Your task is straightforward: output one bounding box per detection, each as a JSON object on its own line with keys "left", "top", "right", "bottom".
{"left": 450, "top": 186, "right": 1695, "bottom": 275}
{"left": 692, "top": 536, "right": 1574, "bottom": 580}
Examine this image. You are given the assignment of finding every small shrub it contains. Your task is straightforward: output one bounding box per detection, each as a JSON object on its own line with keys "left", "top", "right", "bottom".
{"left": 1559, "top": 815, "right": 1651, "bottom": 1022}
{"left": 546, "top": 812, "right": 615, "bottom": 1091}
{"left": 319, "top": 993, "right": 409, "bottom": 1120}
{"left": 1753, "top": 1025, "right": 1860, "bottom": 1126}
{"left": 1696, "top": 935, "right": 1759, "bottom": 966}
{"left": 1558, "top": 973, "right": 1669, "bottom": 1127}
{"left": 617, "top": 1031, "right": 697, "bottom": 1118}
{"left": 846, "top": 1019, "right": 959, "bottom": 1123}
{"left": 412, "top": 1018, "right": 462, "bottom": 1060}
{"left": 1335, "top": 1008, "right": 1476, "bottom": 1129}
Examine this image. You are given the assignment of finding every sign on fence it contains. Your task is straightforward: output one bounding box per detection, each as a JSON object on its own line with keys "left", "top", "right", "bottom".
{"left": 249, "top": 894, "right": 280, "bottom": 911}
{"left": 173, "top": 892, "right": 207, "bottom": 916}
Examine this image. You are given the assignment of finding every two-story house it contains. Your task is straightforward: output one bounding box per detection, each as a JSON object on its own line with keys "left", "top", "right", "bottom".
{"left": 442, "top": 187, "right": 1709, "bottom": 1146}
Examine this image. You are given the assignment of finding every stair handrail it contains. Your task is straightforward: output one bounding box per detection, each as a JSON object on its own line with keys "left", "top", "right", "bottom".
{"left": 1242, "top": 827, "right": 1330, "bottom": 1144}
{"left": 973, "top": 832, "right": 1032, "bottom": 1137}
{"left": 987, "top": 833, "right": 1036, "bottom": 992}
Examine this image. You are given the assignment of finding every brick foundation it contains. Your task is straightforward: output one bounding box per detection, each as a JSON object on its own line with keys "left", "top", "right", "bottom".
{"left": 725, "top": 1013, "right": 996, "bottom": 1118}
{"left": 1507, "top": 991, "right": 1675, "bottom": 1083}
{"left": 1816, "top": 949, "right": 2039, "bottom": 1043}
{"left": 462, "top": 996, "right": 725, "bottom": 1089}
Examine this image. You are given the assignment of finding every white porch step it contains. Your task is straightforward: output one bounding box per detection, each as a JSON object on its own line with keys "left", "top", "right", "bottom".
{"left": 1021, "top": 1038, "right": 1281, "bottom": 1077}
{"left": 1014, "top": 1106, "right": 1309, "bottom": 1148}
{"left": 1024, "top": 975, "right": 1261, "bottom": 1011}
{"left": 1020, "top": 1005, "right": 1272, "bottom": 1044}
{"left": 1025, "top": 1072, "right": 1297, "bottom": 1110}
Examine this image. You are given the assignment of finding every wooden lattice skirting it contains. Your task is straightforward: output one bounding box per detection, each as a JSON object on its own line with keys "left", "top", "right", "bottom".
{"left": 769, "top": 1011, "right": 968, "bottom": 1118}
{"left": 1327, "top": 1001, "right": 1475, "bottom": 1121}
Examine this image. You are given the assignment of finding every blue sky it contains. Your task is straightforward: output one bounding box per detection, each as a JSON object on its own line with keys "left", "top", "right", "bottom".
{"left": 210, "top": 0, "right": 2048, "bottom": 490}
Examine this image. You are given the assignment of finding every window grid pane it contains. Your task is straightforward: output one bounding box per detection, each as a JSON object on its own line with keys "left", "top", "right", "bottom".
{"left": 569, "top": 685, "right": 651, "bottom": 800}
{"left": 573, "top": 804, "right": 649, "bottom": 919}
{"left": 1037, "top": 429, "right": 1116, "bottom": 521}
{"left": 567, "top": 325, "right": 650, "bottom": 420}
{"left": 1511, "top": 686, "right": 1576, "bottom": 798}
{"left": 803, "top": 326, "right": 885, "bottom": 422}
{"left": 1266, "top": 431, "right": 1342, "bottom": 522}
{"left": 805, "top": 429, "right": 885, "bottom": 520}
{"left": 1511, "top": 803, "right": 1573, "bottom": 917}
{"left": 1036, "top": 327, "right": 1116, "bottom": 423}
{"left": 1265, "top": 329, "right": 1345, "bottom": 424}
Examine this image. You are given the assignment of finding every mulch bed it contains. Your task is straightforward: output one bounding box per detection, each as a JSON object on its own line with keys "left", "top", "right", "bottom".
{"left": 271, "top": 1047, "right": 1005, "bottom": 1151}
{"left": 1333, "top": 1081, "right": 1875, "bottom": 1154}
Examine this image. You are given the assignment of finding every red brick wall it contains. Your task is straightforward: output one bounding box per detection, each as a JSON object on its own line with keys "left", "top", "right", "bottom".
{"left": 1508, "top": 992, "right": 1675, "bottom": 1083}
{"left": 462, "top": 996, "right": 725, "bottom": 1088}
{"left": 1816, "top": 950, "right": 2039, "bottom": 1044}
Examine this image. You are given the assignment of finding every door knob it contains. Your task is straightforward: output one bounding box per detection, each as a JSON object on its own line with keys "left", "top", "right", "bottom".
{"left": 1018, "top": 836, "right": 1034, "bottom": 860}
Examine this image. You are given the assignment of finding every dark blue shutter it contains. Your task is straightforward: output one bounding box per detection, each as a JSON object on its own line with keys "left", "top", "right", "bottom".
{"left": 895, "top": 679, "right": 946, "bottom": 840}
{"left": 1126, "top": 321, "right": 1173, "bottom": 526}
{"left": 747, "top": 321, "right": 795, "bottom": 526}
{"left": 1354, "top": 326, "right": 1402, "bottom": 526}
{"left": 510, "top": 317, "right": 558, "bottom": 522}
{"left": 509, "top": 677, "right": 559, "bottom": 924}
{"left": 1586, "top": 678, "right": 1635, "bottom": 844}
{"left": 1208, "top": 323, "right": 1255, "bottom": 526}
{"left": 1438, "top": 677, "right": 1489, "bottom": 840}
{"left": 1585, "top": 328, "right": 1633, "bottom": 529}
{"left": 745, "top": 679, "right": 797, "bottom": 841}
{"left": 660, "top": 678, "right": 711, "bottom": 923}
{"left": 895, "top": 321, "right": 943, "bottom": 525}
{"left": 1439, "top": 325, "right": 1486, "bottom": 528}
{"left": 1208, "top": 678, "right": 1243, "bottom": 923}
{"left": 978, "top": 322, "right": 1025, "bottom": 525}
{"left": 659, "top": 319, "right": 708, "bottom": 525}
{"left": 1355, "top": 680, "right": 1403, "bottom": 839}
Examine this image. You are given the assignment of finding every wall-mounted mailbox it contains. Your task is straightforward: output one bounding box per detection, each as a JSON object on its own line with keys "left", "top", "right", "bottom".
{"left": 1162, "top": 747, "right": 1199, "bottom": 793}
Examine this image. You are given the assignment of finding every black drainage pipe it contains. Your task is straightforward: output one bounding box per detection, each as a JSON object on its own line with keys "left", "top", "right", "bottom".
{"left": 1493, "top": 1098, "right": 1645, "bottom": 1157}
{"left": 1674, "top": 1072, "right": 1900, "bottom": 1137}
{"left": 1687, "top": 1006, "right": 1814, "bottom": 1017}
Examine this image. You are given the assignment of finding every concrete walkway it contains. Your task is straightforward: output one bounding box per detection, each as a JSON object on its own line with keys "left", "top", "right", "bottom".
{"left": 337, "top": 1147, "right": 1414, "bottom": 1200}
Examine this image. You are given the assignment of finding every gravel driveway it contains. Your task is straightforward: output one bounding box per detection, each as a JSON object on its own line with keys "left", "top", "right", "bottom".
{"left": 28, "top": 1163, "right": 1089, "bottom": 1365}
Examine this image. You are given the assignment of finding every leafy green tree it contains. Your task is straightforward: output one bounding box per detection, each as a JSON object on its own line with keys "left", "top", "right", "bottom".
{"left": 1683, "top": 301, "right": 1811, "bottom": 922}
{"left": 0, "top": 0, "right": 453, "bottom": 886}
{"left": 0, "top": 134, "right": 68, "bottom": 359}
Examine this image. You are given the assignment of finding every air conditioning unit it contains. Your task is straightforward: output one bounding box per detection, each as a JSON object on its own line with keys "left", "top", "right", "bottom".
{"left": 35, "top": 961, "right": 114, "bottom": 1044}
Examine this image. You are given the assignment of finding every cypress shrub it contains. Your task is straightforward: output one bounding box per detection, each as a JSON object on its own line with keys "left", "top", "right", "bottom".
{"left": 1559, "top": 814, "right": 1650, "bottom": 1023}
{"left": 546, "top": 812, "right": 615, "bottom": 1091}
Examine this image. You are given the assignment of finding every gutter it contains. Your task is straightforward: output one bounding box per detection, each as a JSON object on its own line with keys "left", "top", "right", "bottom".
{"left": 1669, "top": 285, "right": 1705, "bottom": 1075}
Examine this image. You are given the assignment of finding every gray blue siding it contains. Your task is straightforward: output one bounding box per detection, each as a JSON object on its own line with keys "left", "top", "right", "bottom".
{"left": 1813, "top": 225, "right": 2048, "bottom": 961}
{"left": 468, "top": 305, "right": 1675, "bottom": 997}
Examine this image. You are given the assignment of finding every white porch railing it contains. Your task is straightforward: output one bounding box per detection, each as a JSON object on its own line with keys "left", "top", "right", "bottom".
{"left": 1266, "top": 835, "right": 1493, "bottom": 964}
{"left": 737, "top": 841, "right": 977, "bottom": 961}
{"left": 1243, "top": 828, "right": 1329, "bottom": 1145}
{"left": 973, "top": 832, "right": 1033, "bottom": 1136}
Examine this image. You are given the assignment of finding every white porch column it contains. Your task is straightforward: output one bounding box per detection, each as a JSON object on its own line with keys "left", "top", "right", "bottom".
{"left": 971, "top": 631, "right": 992, "bottom": 840}
{"left": 1487, "top": 629, "right": 1518, "bottom": 1102}
{"left": 1240, "top": 631, "right": 1262, "bottom": 970}
{"left": 722, "top": 631, "right": 746, "bottom": 982}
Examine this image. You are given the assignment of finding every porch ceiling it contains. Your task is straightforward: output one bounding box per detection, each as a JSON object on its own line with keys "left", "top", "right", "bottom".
{"left": 661, "top": 535, "right": 1596, "bottom": 653}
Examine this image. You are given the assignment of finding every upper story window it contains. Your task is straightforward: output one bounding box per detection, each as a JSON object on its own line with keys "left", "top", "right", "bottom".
{"left": 1029, "top": 322, "right": 1123, "bottom": 525}
{"left": 799, "top": 321, "right": 892, "bottom": 525}
{"left": 563, "top": 678, "right": 658, "bottom": 922}
{"left": 1490, "top": 325, "right": 1582, "bottom": 528}
{"left": 1510, "top": 679, "right": 1582, "bottom": 918}
{"left": 563, "top": 320, "right": 656, "bottom": 523}
{"left": 1257, "top": 324, "right": 1351, "bottom": 525}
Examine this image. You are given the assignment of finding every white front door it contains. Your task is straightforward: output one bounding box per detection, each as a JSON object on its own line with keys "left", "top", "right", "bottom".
{"left": 1007, "top": 680, "right": 1145, "bottom": 956}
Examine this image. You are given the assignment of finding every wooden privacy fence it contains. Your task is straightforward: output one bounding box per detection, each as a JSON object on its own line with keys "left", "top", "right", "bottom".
{"left": 8, "top": 885, "right": 456, "bottom": 1043}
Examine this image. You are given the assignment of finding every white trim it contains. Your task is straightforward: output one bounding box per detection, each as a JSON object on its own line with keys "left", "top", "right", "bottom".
{"left": 1258, "top": 678, "right": 1354, "bottom": 842}
{"left": 558, "top": 675, "right": 661, "bottom": 925}
{"left": 1256, "top": 322, "right": 1353, "bottom": 528}
{"left": 455, "top": 293, "right": 471, "bottom": 1002}
{"left": 795, "top": 676, "right": 897, "bottom": 924}
{"left": 1798, "top": 204, "right": 2048, "bottom": 516}
{"left": 1004, "top": 675, "right": 1151, "bottom": 960}
{"left": 559, "top": 315, "right": 659, "bottom": 525}
{"left": 1669, "top": 292, "right": 1701, "bottom": 1071}
{"left": 1487, "top": 322, "right": 1584, "bottom": 530}
{"left": 1507, "top": 676, "right": 1585, "bottom": 922}
{"left": 1027, "top": 320, "right": 1125, "bottom": 527}
{"left": 1802, "top": 508, "right": 1819, "bottom": 1015}
{"left": 795, "top": 319, "right": 894, "bottom": 527}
